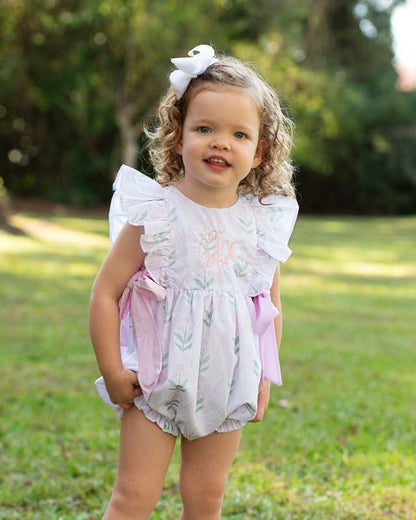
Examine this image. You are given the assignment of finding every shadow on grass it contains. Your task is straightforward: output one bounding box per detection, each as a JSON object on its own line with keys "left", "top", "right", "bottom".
{"left": 1, "top": 222, "right": 28, "bottom": 236}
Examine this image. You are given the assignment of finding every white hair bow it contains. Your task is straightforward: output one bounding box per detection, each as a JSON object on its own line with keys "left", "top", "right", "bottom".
{"left": 169, "top": 44, "right": 217, "bottom": 99}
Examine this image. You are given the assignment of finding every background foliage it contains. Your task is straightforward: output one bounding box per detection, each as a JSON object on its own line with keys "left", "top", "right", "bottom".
{"left": 1, "top": 0, "right": 416, "bottom": 213}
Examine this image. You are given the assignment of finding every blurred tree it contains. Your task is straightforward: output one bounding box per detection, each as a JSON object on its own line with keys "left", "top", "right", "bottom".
{"left": 0, "top": 0, "right": 118, "bottom": 204}
{"left": 298, "top": 0, "right": 416, "bottom": 213}
{"left": 94, "top": 0, "right": 233, "bottom": 167}
{"left": 233, "top": 0, "right": 416, "bottom": 213}
{"left": 0, "top": 0, "right": 232, "bottom": 204}
{"left": 0, "top": 177, "right": 11, "bottom": 228}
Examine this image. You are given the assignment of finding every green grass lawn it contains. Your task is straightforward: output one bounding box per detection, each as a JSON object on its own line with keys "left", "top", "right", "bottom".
{"left": 1, "top": 210, "right": 415, "bottom": 519}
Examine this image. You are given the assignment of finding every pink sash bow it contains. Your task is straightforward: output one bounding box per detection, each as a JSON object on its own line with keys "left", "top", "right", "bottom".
{"left": 119, "top": 271, "right": 166, "bottom": 399}
{"left": 252, "top": 292, "right": 282, "bottom": 385}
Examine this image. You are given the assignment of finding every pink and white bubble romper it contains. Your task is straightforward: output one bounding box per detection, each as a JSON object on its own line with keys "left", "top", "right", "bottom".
{"left": 95, "top": 165, "right": 298, "bottom": 439}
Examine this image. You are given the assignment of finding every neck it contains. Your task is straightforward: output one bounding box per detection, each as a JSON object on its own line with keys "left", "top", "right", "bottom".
{"left": 174, "top": 180, "right": 238, "bottom": 208}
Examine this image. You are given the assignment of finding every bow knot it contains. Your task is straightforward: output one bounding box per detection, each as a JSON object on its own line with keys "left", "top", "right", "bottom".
{"left": 119, "top": 271, "right": 166, "bottom": 400}
{"left": 170, "top": 44, "right": 217, "bottom": 99}
{"left": 252, "top": 291, "right": 282, "bottom": 386}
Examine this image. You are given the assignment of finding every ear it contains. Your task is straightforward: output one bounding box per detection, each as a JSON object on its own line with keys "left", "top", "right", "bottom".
{"left": 175, "top": 137, "right": 183, "bottom": 155}
{"left": 251, "top": 140, "right": 265, "bottom": 169}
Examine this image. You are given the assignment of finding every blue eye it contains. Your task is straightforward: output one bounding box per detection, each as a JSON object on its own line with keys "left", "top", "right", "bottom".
{"left": 198, "top": 126, "right": 211, "bottom": 134}
{"left": 234, "top": 131, "right": 247, "bottom": 139}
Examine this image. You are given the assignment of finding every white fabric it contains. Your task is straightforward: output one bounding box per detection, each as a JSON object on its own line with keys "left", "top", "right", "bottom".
{"left": 169, "top": 44, "right": 217, "bottom": 99}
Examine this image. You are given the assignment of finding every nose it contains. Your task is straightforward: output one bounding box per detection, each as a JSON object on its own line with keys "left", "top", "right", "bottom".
{"left": 209, "top": 135, "right": 230, "bottom": 151}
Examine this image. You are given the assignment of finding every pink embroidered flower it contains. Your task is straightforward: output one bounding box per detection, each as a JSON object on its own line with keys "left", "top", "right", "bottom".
{"left": 198, "top": 230, "right": 235, "bottom": 270}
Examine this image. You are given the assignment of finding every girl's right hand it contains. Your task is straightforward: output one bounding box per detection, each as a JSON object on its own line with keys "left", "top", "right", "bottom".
{"left": 104, "top": 369, "right": 142, "bottom": 410}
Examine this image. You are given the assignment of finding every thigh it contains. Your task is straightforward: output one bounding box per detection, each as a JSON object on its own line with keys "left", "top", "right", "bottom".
{"left": 179, "top": 429, "right": 242, "bottom": 492}
{"left": 114, "top": 407, "right": 177, "bottom": 498}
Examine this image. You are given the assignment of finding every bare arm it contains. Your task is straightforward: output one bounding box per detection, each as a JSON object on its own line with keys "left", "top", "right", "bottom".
{"left": 270, "top": 264, "right": 283, "bottom": 351}
{"left": 89, "top": 223, "right": 145, "bottom": 408}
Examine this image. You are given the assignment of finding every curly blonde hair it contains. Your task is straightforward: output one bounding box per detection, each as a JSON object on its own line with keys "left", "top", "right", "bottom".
{"left": 146, "top": 53, "right": 296, "bottom": 199}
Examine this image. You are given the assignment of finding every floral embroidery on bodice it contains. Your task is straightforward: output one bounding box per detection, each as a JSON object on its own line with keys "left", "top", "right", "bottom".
{"left": 198, "top": 229, "right": 236, "bottom": 270}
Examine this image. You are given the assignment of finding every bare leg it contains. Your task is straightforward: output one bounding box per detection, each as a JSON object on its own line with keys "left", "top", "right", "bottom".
{"left": 178, "top": 429, "right": 242, "bottom": 520}
{"left": 103, "top": 408, "right": 176, "bottom": 520}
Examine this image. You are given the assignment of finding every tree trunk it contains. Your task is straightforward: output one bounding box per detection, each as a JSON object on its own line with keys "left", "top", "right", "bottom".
{"left": 115, "top": 102, "right": 141, "bottom": 167}
{"left": 0, "top": 178, "right": 10, "bottom": 228}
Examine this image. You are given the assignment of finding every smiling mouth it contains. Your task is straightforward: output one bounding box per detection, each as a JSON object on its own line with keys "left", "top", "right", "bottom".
{"left": 204, "top": 157, "right": 231, "bottom": 167}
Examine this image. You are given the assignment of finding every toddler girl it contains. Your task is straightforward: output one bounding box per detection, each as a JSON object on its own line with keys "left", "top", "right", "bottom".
{"left": 89, "top": 44, "right": 298, "bottom": 520}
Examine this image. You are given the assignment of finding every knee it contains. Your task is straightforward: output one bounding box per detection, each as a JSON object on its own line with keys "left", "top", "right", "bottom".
{"left": 180, "top": 477, "right": 226, "bottom": 516}
{"left": 108, "top": 478, "right": 160, "bottom": 517}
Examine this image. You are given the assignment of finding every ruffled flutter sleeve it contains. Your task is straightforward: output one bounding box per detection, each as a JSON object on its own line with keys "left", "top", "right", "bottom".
{"left": 109, "top": 164, "right": 166, "bottom": 243}
{"left": 108, "top": 165, "right": 170, "bottom": 283}
{"left": 249, "top": 194, "right": 298, "bottom": 385}
{"left": 254, "top": 194, "right": 299, "bottom": 263}
{"left": 248, "top": 193, "right": 298, "bottom": 296}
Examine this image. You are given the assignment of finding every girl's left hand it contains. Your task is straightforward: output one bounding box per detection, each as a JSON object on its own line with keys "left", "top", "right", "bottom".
{"left": 250, "top": 379, "right": 271, "bottom": 423}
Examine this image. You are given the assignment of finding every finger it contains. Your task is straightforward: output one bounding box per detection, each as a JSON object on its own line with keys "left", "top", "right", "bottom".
{"left": 254, "top": 404, "right": 266, "bottom": 421}
{"left": 127, "top": 369, "right": 139, "bottom": 382}
{"left": 249, "top": 407, "right": 263, "bottom": 423}
{"left": 133, "top": 386, "right": 142, "bottom": 397}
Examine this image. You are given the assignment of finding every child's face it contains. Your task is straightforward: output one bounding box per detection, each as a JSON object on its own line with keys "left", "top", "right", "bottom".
{"left": 176, "top": 85, "right": 263, "bottom": 201}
